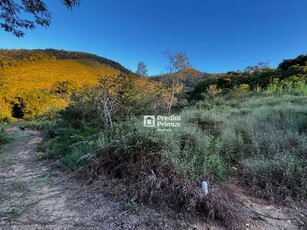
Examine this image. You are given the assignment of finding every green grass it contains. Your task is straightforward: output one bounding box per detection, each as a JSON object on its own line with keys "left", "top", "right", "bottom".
{"left": 0, "top": 125, "right": 9, "bottom": 146}
{"left": 6, "top": 200, "right": 40, "bottom": 221}
{"left": 200, "top": 94, "right": 307, "bottom": 200}
{"left": 0, "top": 154, "right": 13, "bottom": 168}
{"left": 0, "top": 191, "right": 12, "bottom": 201}
{"left": 34, "top": 173, "right": 52, "bottom": 189}
{"left": 7, "top": 206, "right": 22, "bottom": 216}
{"left": 10, "top": 178, "right": 28, "bottom": 191}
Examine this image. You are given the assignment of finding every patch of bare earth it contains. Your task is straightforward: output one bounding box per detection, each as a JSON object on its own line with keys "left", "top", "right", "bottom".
{"left": 224, "top": 177, "right": 307, "bottom": 230}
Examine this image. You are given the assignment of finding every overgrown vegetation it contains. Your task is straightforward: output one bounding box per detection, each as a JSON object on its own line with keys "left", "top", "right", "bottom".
{"left": 3, "top": 52, "right": 307, "bottom": 228}
{"left": 40, "top": 85, "right": 306, "bottom": 228}
{"left": 42, "top": 91, "right": 307, "bottom": 194}
{"left": 188, "top": 58, "right": 307, "bottom": 101}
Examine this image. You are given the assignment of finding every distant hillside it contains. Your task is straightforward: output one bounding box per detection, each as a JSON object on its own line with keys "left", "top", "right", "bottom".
{"left": 0, "top": 49, "right": 130, "bottom": 74}
{"left": 150, "top": 67, "right": 210, "bottom": 88}
{"left": 0, "top": 49, "right": 134, "bottom": 119}
{"left": 0, "top": 49, "right": 132, "bottom": 97}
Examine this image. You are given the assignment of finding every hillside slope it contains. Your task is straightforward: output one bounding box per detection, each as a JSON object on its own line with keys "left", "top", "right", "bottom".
{"left": 0, "top": 49, "right": 131, "bottom": 97}
{"left": 0, "top": 49, "right": 130, "bottom": 74}
{"left": 150, "top": 67, "right": 210, "bottom": 88}
{"left": 0, "top": 49, "right": 131, "bottom": 120}
{"left": 3, "top": 59, "right": 119, "bottom": 96}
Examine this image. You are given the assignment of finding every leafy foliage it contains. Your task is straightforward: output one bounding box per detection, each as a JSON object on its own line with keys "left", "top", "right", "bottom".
{"left": 278, "top": 54, "right": 307, "bottom": 71}
{"left": 51, "top": 80, "right": 77, "bottom": 98}
{"left": 0, "top": 0, "right": 80, "bottom": 37}
{"left": 60, "top": 73, "right": 169, "bottom": 129}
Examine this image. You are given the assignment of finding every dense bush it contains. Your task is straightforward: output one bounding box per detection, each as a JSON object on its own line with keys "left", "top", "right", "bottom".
{"left": 60, "top": 74, "right": 170, "bottom": 129}
{"left": 13, "top": 89, "right": 66, "bottom": 119}
{"left": 35, "top": 66, "right": 307, "bottom": 230}
{"left": 278, "top": 54, "right": 307, "bottom": 71}
{"left": 188, "top": 67, "right": 280, "bottom": 101}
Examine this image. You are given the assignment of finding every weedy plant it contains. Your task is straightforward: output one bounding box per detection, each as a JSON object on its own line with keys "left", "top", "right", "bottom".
{"left": 0, "top": 125, "right": 9, "bottom": 146}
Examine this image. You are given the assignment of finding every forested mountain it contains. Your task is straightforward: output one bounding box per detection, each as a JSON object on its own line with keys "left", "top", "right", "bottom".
{"left": 0, "top": 49, "right": 132, "bottom": 96}
{"left": 150, "top": 67, "right": 210, "bottom": 88}
{"left": 0, "top": 49, "right": 132, "bottom": 120}
{"left": 0, "top": 49, "right": 130, "bottom": 74}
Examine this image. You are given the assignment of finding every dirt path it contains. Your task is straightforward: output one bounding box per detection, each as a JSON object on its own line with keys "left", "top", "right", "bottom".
{"left": 225, "top": 178, "right": 307, "bottom": 230}
{"left": 0, "top": 125, "right": 222, "bottom": 230}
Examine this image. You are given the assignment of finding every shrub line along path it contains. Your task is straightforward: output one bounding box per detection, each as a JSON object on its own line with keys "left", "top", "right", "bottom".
{"left": 0, "top": 124, "right": 199, "bottom": 230}
{"left": 0, "top": 123, "right": 306, "bottom": 230}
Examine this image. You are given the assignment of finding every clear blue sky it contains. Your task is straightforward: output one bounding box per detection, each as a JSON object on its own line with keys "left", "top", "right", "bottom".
{"left": 1, "top": 0, "right": 307, "bottom": 75}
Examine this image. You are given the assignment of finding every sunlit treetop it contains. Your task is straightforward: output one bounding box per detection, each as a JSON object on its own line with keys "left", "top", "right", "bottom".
{"left": 0, "top": 0, "right": 80, "bottom": 37}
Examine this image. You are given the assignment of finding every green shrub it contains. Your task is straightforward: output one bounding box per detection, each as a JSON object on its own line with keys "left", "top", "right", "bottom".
{"left": 42, "top": 113, "right": 228, "bottom": 180}
{"left": 265, "top": 80, "right": 307, "bottom": 96}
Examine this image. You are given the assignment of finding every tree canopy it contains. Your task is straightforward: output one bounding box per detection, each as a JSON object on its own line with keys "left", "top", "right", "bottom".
{"left": 164, "top": 50, "right": 190, "bottom": 74}
{"left": 0, "top": 0, "right": 80, "bottom": 37}
{"left": 136, "top": 62, "right": 148, "bottom": 76}
{"left": 278, "top": 54, "right": 307, "bottom": 71}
